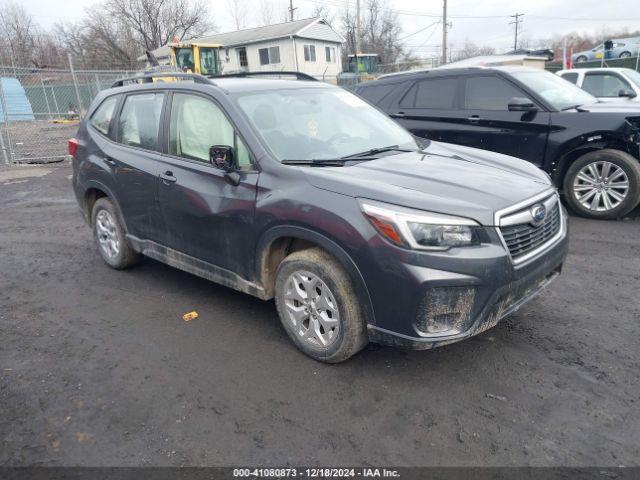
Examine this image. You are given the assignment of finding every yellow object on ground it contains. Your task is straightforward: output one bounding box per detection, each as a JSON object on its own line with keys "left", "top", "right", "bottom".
{"left": 182, "top": 311, "right": 199, "bottom": 322}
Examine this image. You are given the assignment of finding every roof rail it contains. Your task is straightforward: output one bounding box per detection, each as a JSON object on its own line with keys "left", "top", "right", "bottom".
{"left": 209, "top": 71, "right": 318, "bottom": 81}
{"left": 111, "top": 72, "right": 213, "bottom": 88}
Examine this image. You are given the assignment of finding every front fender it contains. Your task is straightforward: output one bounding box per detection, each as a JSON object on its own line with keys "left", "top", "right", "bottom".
{"left": 256, "top": 225, "right": 377, "bottom": 328}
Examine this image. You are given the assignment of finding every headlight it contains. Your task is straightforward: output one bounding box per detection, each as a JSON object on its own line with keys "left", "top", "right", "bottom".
{"left": 360, "top": 200, "right": 481, "bottom": 250}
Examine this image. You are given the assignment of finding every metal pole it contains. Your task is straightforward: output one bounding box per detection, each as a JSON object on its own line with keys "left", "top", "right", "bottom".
{"left": 442, "top": 0, "right": 447, "bottom": 65}
{"left": 562, "top": 39, "right": 567, "bottom": 70}
{"left": 68, "top": 53, "right": 84, "bottom": 117}
{"left": 356, "top": 0, "right": 361, "bottom": 56}
{"left": 50, "top": 83, "right": 60, "bottom": 119}
{"left": 94, "top": 73, "right": 101, "bottom": 96}
{"left": 40, "top": 74, "right": 52, "bottom": 121}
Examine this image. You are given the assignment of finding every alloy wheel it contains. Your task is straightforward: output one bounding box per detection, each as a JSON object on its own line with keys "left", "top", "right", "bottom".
{"left": 95, "top": 209, "right": 120, "bottom": 259}
{"left": 282, "top": 270, "right": 340, "bottom": 348}
{"left": 573, "top": 160, "right": 629, "bottom": 212}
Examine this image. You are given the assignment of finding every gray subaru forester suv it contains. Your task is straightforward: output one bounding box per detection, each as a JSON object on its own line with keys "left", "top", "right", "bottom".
{"left": 70, "top": 72, "right": 569, "bottom": 362}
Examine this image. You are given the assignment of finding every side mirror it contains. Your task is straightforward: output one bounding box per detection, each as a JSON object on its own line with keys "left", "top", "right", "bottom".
{"left": 618, "top": 88, "right": 637, "bottom": 98}
{"left": 209, "top": 145, "right": 236, "bottom": 171}
{"left": 209, "top": 145, "right": 241, "bottom": 186}
{"left": 508, "top": 97, "right": 538, "bottom": 112}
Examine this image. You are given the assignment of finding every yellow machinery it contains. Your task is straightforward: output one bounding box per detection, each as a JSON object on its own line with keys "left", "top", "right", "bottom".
{"left": 168, "top": 42, "right": 223, "bottom": 75}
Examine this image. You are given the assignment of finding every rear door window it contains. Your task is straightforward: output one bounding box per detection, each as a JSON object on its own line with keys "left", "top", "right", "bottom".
{"left": 400, "top": 78, "right": 458, "bottom": 109}
{"left": 464, "top": 76, "right": 524, "bottom": 111}
{"left": 582, "top": 73, "right": 631, "bottom": 97}
{"left": 118, "top": 93, "right": 165, "bottom": 151}
{"left": 560, "top": 72, "right": 579, "bottom": 84}
{"left": 90, "top": 96, "right": 119, "bottom": 136}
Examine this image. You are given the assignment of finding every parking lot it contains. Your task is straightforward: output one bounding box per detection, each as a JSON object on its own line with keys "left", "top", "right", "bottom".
{"left": 1, "top": 162, "right": 639, "bottom": 466}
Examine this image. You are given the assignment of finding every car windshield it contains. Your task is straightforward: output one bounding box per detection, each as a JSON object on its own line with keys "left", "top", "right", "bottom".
{"left": 510, "top": 70, "right": 598, "bottom": 110}
{"left": 235, "top": 87, "right": 418, "bottom": 161}
{"left": 624, "top": 69, "right": 640, "bottom": 87}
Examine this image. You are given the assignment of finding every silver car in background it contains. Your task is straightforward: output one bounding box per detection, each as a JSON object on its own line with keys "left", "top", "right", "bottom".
{"left": 557, "top": 68, "right": 640, "bottom": 102}
{"left": 571, "top": 37, "right": 640, "bottom": 63}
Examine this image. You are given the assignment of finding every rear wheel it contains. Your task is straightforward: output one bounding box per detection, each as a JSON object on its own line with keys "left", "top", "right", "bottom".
{"left": 91, "top": 197, "right": 140, "bottom": 269}
{"left": 619, "top": 51, "right": 632, "bottom": 58}
{"left": 274, "top": 247, "right": 368, "bottom": 363}
{"left": 563, "top": 149, "right": 640, "bottom": 219}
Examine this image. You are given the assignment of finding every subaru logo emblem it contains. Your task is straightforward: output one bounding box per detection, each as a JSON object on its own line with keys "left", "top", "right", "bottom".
{"left": 530, "top": 204, "right": 546, "bottom": 226}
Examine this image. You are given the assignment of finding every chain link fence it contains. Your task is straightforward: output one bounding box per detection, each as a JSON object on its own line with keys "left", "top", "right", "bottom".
{"left": 0, "top": 64, "right": 135, "bottom": 164}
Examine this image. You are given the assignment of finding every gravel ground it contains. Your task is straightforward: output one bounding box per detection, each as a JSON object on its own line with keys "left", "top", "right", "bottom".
{"left": 1, "top": 163, "right": 639, "bottom": 467}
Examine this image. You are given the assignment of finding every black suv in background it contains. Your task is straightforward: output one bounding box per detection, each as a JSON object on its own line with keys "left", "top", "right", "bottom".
{"left": 71, "top": 73, "right": 568, "bottom": 362}
{"left": 356, "top": 66, "right": 640, "bottom": 219}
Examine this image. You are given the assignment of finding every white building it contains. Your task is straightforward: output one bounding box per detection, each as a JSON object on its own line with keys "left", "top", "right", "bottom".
{"left": 146, "top": 17, "right": 344, "bottom": 78}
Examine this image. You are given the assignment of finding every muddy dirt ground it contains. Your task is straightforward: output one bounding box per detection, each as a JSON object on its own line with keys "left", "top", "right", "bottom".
{"left": 1, "top": 163, "right": 639, "bottom": 466}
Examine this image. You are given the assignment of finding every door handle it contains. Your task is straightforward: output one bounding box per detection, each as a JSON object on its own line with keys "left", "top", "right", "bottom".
{"left": 391, "top": 111, "right": 406, "bottom": 118}
{"left": 467, "top": 115, "right": 480, "bottom": 123}
{"left": 104, "top": 157, "right": 116, "bottom": 167}
{"left": 160, "top": 171, "right": 177, "bottom": 183}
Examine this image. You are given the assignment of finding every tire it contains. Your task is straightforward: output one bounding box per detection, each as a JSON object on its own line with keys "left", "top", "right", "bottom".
{"left": 619, "top": 51, "right": 632, "bottom": 58}
{"left": 91, "top": 197, "right": 140, "bottom": 269}
{"left": 575, "top": 55, "right": 588, "bottom": 63}
{"left": 563, "top": 149, "right": 640, "bottom": 219}
{"left": 274, "top": 247, "right": 368, "bottom": 363}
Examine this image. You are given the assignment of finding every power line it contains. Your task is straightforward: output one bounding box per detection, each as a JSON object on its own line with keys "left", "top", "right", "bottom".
{"left": 398, "top": 21, "right": 440, "bottom": 41}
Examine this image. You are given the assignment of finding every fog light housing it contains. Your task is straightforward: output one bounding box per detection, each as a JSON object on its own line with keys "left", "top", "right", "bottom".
{"left": 415, "top": 287, "right": 476, "bottom": 336}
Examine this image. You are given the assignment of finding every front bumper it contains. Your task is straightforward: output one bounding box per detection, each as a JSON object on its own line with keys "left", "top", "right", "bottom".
{"left": 361, "top": 207, "right": 570, "bottom": 350}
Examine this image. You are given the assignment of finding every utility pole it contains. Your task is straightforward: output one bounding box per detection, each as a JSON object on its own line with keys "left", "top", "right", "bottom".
{"left": 356, "top": 0, "right": 361, "bottom": 55}
{"left": 288, "top": 0, "right": 296, "bottom": 21}
{"left": 509, "top": 13, "right": 524, "bottom": 52}
{"left": 442, "top": 0, "right": 448, "bottom": 65}
{"left": 354, "top": 0, "right": 360, "bottom": 73}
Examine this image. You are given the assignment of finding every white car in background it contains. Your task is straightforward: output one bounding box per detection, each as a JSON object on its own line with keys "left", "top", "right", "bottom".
{"left": 556, "top": 68, "right": 640, "bottom": 103}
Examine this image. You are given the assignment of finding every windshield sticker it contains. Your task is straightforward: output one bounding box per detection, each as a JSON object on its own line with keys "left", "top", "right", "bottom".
{"left": 307, "top": 119, "right": 319, "bottom": 137}
{"left": 334, "top": 90, "right": 368, "bottom": 108}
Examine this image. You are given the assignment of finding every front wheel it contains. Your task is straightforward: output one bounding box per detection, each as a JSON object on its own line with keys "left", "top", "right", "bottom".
{"left": 563, "top": 149, "right": 640, "bottom": 219}
{"left": 575, "top": 55, "right": 588, "bottom": 63}
{"left": 274, "top": 247, "right": 368, "bottom": 363}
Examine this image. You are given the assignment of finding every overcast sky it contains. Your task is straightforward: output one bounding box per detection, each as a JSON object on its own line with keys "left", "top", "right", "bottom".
{"left": 21, "top": 0, "right": 640, "bottom": 56}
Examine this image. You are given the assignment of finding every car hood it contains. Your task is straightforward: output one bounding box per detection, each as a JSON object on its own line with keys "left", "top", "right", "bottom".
{"left": 596, "top": 97, "right": 640, "bottom": 104}
{"left": 302, "top": 141, "right": 553, "bottom": 226}
{"left": 571, "top": 101, "right": 640, "bottom": 112}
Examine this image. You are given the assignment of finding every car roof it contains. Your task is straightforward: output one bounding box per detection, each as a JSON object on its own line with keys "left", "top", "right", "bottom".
{"left": 211, "top": 77, "right": 332, "bottom": 93}
{"left": 557, "top": 67, "right": 632, "bottom": 74}
{"left": 107, "top": 76, "right": 333, "bottom": 96}
{"left": 370, "top": 66, "right": 540, "bottom": 83}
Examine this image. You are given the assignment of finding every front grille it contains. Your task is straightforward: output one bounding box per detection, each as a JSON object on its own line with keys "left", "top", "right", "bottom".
{"left": 500, "top": 200, "right": 561, "bottom": 260}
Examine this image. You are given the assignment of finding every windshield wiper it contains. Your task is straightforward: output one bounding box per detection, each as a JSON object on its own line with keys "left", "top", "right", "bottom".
{"left": 340, "top": 145, "right": 421, "bottom": 159}
{"left": 281, "top": 159, "right": 348, "bottom": 167}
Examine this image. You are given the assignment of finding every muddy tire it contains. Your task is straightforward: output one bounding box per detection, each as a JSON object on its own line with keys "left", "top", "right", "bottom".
{"left": 274, "top": 247, "right": 368, "bottom": 363}
{"left": 91, "top": 197, "right": 140, "bottom": 269}
{"left": 563, "top": 149, "right": 640, "bottom": 219}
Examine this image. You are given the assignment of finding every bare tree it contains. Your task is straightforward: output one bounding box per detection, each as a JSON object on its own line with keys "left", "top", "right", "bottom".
{"left": 451, "top": 41, "right": 496, "bottom": 62}
{"left": 310, "top": 4, "right": 335, "bottom": 26}
{"left": 0, "top": 2, "right": 38, "bottom": 67}
{"left": 341, "top": 0, "right": 405, "bottom": 64}
{"left": 226, "top": 0, "right": 249, "bottom": 31}
{"left": 105, "top": 0, "right": 214, "bottom": 51}
{"left": 258, "top": 0, "right": 276, "bottom": 27}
